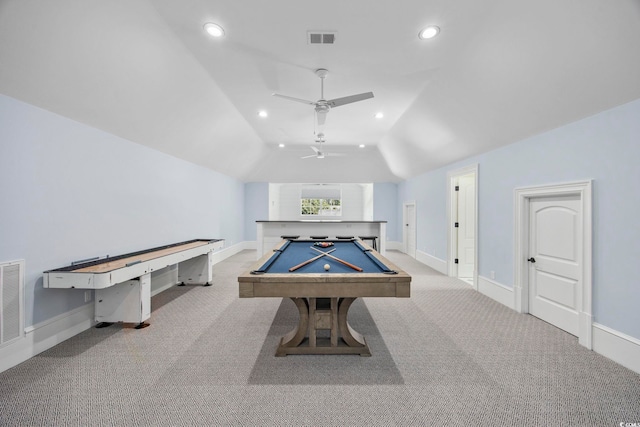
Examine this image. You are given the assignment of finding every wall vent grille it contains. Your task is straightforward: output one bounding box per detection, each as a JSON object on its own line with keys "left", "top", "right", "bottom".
{"left": 308, "top": 31, "right": 336, "bottom": 44}
{"left": 1, "top": 260, "right": 24, "bottom": 347}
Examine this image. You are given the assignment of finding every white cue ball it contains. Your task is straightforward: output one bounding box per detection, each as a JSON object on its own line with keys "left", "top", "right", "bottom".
{"left": 324, "top": 263, "right": 330, "bottom": 271}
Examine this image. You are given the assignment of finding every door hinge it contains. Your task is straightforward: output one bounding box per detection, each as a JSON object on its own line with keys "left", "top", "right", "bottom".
{"left": 454, "top": 222, "right": 459, "bottom": 228}
{"left": 455, "top": 185, "right": 459, "bottom": 191}
{"left": 454, "top": 258, "right": 459, "bottom": 264}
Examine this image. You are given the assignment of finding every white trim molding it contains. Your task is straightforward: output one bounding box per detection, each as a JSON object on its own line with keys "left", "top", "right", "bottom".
{"left": 592, "top": 323, "right": 640, "bottom": 375}
{"left": 477, "top": 275, "right": 515, "bottom": 310}
{"left": 416, "top": 250, "right": 447, "bottom": 275}
{"left": 514, "top": 180, "right": 593, "bottom": 349}
{"left": 386, "top": 241, "right": 403, "bottom": 251}
{"left": 0, "top": 303, "right": 94, "bottom": 374}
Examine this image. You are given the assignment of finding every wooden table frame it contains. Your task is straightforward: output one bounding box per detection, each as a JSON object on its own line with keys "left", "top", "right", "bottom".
{"left": 238, "top": 240, "right": 410, "bottom": 356}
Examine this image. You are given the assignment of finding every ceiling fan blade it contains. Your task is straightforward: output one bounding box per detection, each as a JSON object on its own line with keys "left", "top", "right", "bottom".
{"left": 272, "top": 93, "right": 316, "bottom": 105}
{"left": 316, "top": 110, "right": 327, "bottom": 126}
{"left": 327, "top": 92, "right": 374, "bottom": 108}
{"left": 326, "top": 153, "right": 347, "bottom": 157}
{"left": 310, "top": 146, "right": 320, "bottom": 153}
{"left": 301, "top": 154, "right": 317, "bottom": 159}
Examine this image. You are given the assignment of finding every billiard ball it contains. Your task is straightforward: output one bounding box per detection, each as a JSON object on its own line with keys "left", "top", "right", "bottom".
{"left": 324, "top": 263, "right": 330, "bottom": 271}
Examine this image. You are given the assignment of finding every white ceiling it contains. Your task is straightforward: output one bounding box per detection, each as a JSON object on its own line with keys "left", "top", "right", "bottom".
{"left": 2, "top": 0, "right": 640, "bottom": 183}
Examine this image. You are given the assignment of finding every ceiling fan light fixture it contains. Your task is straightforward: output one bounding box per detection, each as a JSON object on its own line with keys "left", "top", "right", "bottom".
{"left": 419, "top": 26, "right": 440, "bottom": 40}
{"left": 203, "top": 22, "right": 225, "bottom": 38}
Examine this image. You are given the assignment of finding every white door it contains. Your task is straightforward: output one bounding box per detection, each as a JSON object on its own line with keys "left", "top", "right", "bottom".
{"left": 404, "top": 203, "right": 416, "bottom": 258}
{"left": 457, "top": 174, "right": 475, "bottom": 278}
{"left": 528, "top": 195, "right": 582, "bottom": 336}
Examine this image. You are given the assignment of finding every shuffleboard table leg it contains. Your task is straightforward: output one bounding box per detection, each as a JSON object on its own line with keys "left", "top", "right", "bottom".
{"left": 134, "top": 322, "right": 150, "bottom": 329}
{"left": 95, "top": 322, "right": 114, "bottom": 329}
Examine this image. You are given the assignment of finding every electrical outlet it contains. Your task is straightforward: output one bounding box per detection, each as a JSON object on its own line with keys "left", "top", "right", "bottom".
{"left": 84, "top": 290, "right": 92, "bottom": 303}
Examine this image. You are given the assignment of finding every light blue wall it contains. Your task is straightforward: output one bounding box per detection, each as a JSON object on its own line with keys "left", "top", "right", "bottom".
{"left": 373, "top": 182, "right": 399, "bottom": 242}
{"left": 0, "top": 94, "right": 244, "bottom": 326}
{"left": 397, "top": 172, "right": 448, "bottom": 259}
{"left": 399, "top": 97, "right": 640, "bottom": 340}
{"left": 7, "top": 85, "right": 638, "bottom": 344}
{"left": 243, "top": 182, "right": 269, "bottom": 241}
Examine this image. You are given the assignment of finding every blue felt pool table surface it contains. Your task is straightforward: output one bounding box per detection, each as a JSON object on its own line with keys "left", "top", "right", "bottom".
{"left": 251, "top": 239, "right": 396, "bottom": 275}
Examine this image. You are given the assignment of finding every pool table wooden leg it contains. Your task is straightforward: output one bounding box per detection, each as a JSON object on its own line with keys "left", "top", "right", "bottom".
{"left": 276, "top": 297, "right": 309, "bottom": 356}
{"left": 338, "top": 297, "right": 371, "bottom": 356}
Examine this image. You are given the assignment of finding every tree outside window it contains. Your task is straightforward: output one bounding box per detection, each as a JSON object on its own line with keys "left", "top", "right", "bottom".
{"left": 301, "top": 198, "right": 341, "bottom": 216}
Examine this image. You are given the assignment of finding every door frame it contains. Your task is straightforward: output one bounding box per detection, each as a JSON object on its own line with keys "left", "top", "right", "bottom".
{"left": 403, "top": 201, "right": 417, "bottom": 258}
{"left": 514, "top": 180, "right": 593, "bottom": 349}
{"left": 447, "top": 164, "right": 478, "bottom": 289}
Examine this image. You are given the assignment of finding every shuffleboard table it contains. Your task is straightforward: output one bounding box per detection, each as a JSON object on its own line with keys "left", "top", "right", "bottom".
{"left": 44, "top": 239, "right": 224, "bottom": 328}
{"left": 238, "top": 239, "right": 411, "bottom": 356}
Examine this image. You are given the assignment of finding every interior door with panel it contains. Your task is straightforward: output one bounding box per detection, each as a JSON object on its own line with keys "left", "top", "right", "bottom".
{"left": 528, "top": 195, "right": 582, "bottom": 336}
{"left": 404, "top": 203, "right": 416, "bottom": 258}
{"left": 457, "top": 174, "right": 475, "bottom": 278}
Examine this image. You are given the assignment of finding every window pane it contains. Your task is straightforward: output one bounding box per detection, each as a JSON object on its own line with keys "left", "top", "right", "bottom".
{"left": 301, "top": 197, "right": 341, "bottom": 216}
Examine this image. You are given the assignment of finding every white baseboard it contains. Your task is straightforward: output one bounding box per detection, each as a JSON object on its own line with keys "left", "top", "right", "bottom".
{"left": 210, "top": 241, "right": 254, "bottom": 263}
{"left": 592, "top": 323, "right": 640, "bottom": 375}
{"left": 415, "top": 250, "right": 447, "bottom": 274}
{"left": 477, "top": 275, "right": 515, "bottom": 310}
{"left": 386, "top": 241, "right": 402, "bottom": 251}
{"left": 0, "top": 303, "right": 94, "bottom": 373}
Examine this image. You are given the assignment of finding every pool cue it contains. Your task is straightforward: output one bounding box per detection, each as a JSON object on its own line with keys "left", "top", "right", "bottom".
{"left": 289, "top": 248, "right": 336, "bottom": 272}
{"left": 310, "top": 246, "right": 363, "bottom": 272}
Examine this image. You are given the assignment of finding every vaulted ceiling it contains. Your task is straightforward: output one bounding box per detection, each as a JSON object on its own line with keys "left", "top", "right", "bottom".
{"left": 2, "top": 1, "right": 640, "bottom": 183}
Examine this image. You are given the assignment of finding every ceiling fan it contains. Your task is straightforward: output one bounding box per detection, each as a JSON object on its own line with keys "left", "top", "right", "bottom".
{"left": 273, "top": 68, "right": 374, "bottom": 126}
{"left": 301, "top": 133, "right": 346, "bottom": 159}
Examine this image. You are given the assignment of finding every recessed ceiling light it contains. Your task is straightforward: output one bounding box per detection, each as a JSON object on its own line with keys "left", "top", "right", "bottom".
{"left": 419, "top": 26, "right": 440, "bottom": 40}
{"left": 359, "top": 144, "right": 366, "bottom": 148}
{"left": 203, "top": 22, "right": 225, "bottom": 38}
{"left": 278, "top": 143, "right": 285, "bottom": 148}
{"left": 374, "top": 112, "right": 384, "bottom": 119}
{"left": 258, "top": 110, "right": 268, "bottom": 118}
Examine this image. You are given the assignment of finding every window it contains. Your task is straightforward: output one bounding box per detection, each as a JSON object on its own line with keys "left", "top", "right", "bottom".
{"left": 301, "top": 197, "right": 341, "bottom": 216}
{"left": 300, "top": 185, "right": 342, "bottom": 217}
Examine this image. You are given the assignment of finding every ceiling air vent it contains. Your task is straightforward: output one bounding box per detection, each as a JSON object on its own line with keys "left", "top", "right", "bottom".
{"left": 308, "top": 31, "right": 336, "bottom": 45}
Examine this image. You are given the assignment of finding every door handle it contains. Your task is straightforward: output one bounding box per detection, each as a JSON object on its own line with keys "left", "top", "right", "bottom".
{"left": 527, "top": 257, "right": 536, "bottom": 263}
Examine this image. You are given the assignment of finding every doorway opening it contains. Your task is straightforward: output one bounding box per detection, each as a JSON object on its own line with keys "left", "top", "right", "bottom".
{"left": 403, "top": 201, "right": 416, "bottom": 258}
{"left": 447, "top": 165, "right": 478, "bottom": 288}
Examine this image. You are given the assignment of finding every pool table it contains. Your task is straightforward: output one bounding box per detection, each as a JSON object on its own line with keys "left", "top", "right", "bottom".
{"left": 238, "top": 239, "right": 411, "bottom": 356}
